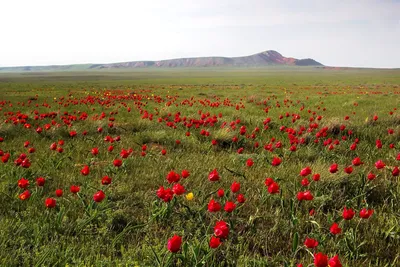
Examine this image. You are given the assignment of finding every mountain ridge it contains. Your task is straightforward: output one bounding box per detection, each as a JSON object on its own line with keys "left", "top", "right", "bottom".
{"left": 0, "top": 50, "right": 323, "bottom": 72}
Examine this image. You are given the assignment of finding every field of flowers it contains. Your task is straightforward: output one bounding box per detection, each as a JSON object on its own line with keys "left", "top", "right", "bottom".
{"left": 0, "top": 69, "right": 399, "bottom": 266}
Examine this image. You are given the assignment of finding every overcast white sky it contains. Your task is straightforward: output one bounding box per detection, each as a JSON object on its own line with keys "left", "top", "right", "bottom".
{"left": 0, "top": 0, "right": 399, "bottom": 68}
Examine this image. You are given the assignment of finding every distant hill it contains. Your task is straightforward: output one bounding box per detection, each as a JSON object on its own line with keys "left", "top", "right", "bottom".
{"left": 0, "top": 50, "right": 323, "bottom": 72}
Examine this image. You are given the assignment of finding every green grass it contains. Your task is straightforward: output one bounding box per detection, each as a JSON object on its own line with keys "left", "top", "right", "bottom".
{"left": 0, "top": 68, "right": 399, "bottom": 266}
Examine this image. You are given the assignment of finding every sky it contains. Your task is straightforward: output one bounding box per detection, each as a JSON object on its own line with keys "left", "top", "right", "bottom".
{"left": 0, "top": 0, "right": 399, "bottom": 68}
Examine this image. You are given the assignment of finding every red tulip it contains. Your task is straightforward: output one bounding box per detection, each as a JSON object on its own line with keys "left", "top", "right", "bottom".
{"left": 329, "top": 164, "right": 338, "bottom": 173}
{"left": 312, "top": 173, "right": 320, "bottom": 181}
{"left": 166, "top": 171, "right": 180, "bottom": 184}
{"left": 268, "top": 182, "right": 280, "bottom": 194}
{"left": 314, "top": 252, "right": 328, "bottom": 267}
{"left": 36, "top": 177, "right": 45, "bottom": 187}
{"left": 45, "top": 198, "right": 56, "bottom": 208}
{"left": 18, "top": 178, "right": 29, "bottom": 189}
{"left": 81, "top": 165, "right": 90, "bottom": 176}
{"left": 70, "top": 185, "right": 80, "bottom": 194}
{"left": 330, "top": 222, "right": 341, "bottom": 235}
{"left": 350, "top": 143, "right": 357, "bottom": 150}
{"left": 264, "top": 177, "right": 274, "bottom": 187}
{"left": 214, "top": 221, "right": 229, "bottom": 239}
{"left": 224, "top": 201, "right": 236, "bottom": 213}
{"left": 231, "top": 181, "right": 240, "bottom": 193}
{"left": 208, "top": 169, "right": 220, "bottom": 181}
{"left": 93, "top": 190, "right": 105, "bottom": 202}
{"left": 342, "top": 207, "right": 355, "bottom": 220}
{"left": 367, "top": 172, "right": 376, "bottom": 181}
{"left": 113, "top": 158, "right": 122, "bottom": 167}
{"left": 300, "top": 166, "right": 312, "bottom": 176}
{"left": 375, "top": 160, "right": 385, "bottom": 169}
{"left": 271, "top": 157, "right": 282, "bottom": 166}
{"left": 167, "top": 235, "right": 182, "bottom": 253}
{"left": 91, "top": 147, "right": 99, "bottom": 156}
{"left": 392, "top": 166, "right": 399, "bottom": 176}
{"left": 101, "top": 176, "right": 112, "bottom": 185}
{"left": 359, "top": 208, "right": 374, "bottom": 219}
{"left": 237, "top": 194, "right": 246, "bottom": 203}
{"left": 19, "top": 190, "right": 31, "bottom": 200}
{"left": 181, "top": 169, "right": 190, "bottom": 178}
{"left": 209, "top": 236, "right": 221, "bottom": 248}
{"left": 172, "top": 183, "right": 185, "bottom": 195}
{"left": 352, "top": 157, "right": 363, "bottom": 166}
{"left": 208, "top": 199, "right": 221, "bottom": 212}
{"left": 304, "top": 237, "right": 318, "bottom": 248}
{"left": 344, "top": 166, "right": 353, "bottom": 174}
{"left": 301, "top": 178, "right": 310, "bottom": 187}
{"left": 55, "top": 189, "right": 63, "bottom": 197}
{"left": 217, "top": 189, "right": 224, "bottom": 198}
{"left": 309, "top": 209, "right": 315, "bottom": 216}
{"left": 246, "top": 158, "right": 254, "bottom": 167}
{"left": 328, "top": 255, "right": 342, "bottom": 267}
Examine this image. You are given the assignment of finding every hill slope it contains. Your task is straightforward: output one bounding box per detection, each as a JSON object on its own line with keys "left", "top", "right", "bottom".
{"left": 0, "top": 50, "right": 323, "bottom": 72}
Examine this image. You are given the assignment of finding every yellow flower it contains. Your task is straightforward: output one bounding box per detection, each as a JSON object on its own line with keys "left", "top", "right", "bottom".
{"left": 186, "top": 192, "right": 194, "bottom": 201}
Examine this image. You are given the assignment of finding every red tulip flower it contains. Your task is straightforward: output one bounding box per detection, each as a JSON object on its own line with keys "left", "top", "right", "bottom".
{"left": 18, "top": 178, "right": 29, "bottom": 189}
{"left": 208, "top": 169, "right": 220, "bottom": 181}
{"left": 209, "top": 236, "right": 221, "bottom": 248}
{"left": 70, "top": 185, "right": 80, "bottom": 194}
{"left": 224, "top": 201, "right": 236, "bottom": 213}
{"left": 36, "top": 177, "right": 45, "bottom": 187}
{"left": 392, "top": 166, "right": 399, "bottom": 176}
{"left": 329, "top": 163, "right": 338, "bottom": 173}
{"left": 268, "top": 182, "right": 280, "bottom": 194}
{"left": 359, "top": 208, "right": 374, "bottom": 219}
{"left": 45, "top": 198, "right": 56, "bottom": 208}
{"left": 181, "top": 169, "right": 190, "bottom": 178}
{"left": 55, "top": 189, "right": 63, "bottom": 197}
{"left": 231, "top": 181, "right": 240, "bottom": 193}
{"left": 19, "top": 190, "right": 31, "bottom": 200}
{"left": 367, "top": 172, "right": 376, "bottom": 181}
{"left": 328, "top": 255, "right": 342, "bottom": 267}
{"left": 300, "top": 166, "right": 312, "bottom": 176}
{"left": 312, "top": 173, "right": 320, "bottom": 181}
{"left": 166, "top": 171, "right": 180, "bottom": 184}
{"left": 342, "top": 207, "right": 355, "bottom": 220}
{"left": 91, "top": 147, "right": 99, "bottom": 156}
{"left": 375, "top": 160, "right": 385, "bottom": 170}
{"left": 330, "top": 222, "right": 341, "bottom": 235}
{"left": 81, "top": 165, "right": 90, "bottom": 176}
{"left": 314, "top": 252, "right": 328, "bottom": 267}
{"left": 344, "top": 166, "right": 353, "bottom": 174}
{"left": 93, "top": 190, "right": 106, "bottom": 202}
{"left": 208, "top": 199, "right": 221, "bottom": 212}
{"left": 304, "top": 237, "right": 318, "bottom": 248}
{"left": 167, "top": 235, "right": 182, "bottom": 253}
{"left": 101, "top": 176, "right": 112, "bottom": 185}
{"left": 217, "top": 189, "right": 224, "bottom": 198}
{"left": 237, "top": 194, "right": 246, "bottom": 203}
{"left": 301, "top": 178, "right": 310, "bottom": 187}
{"left": 113, "top": 158, "right": 122, "bottom": 167}
{"left": 214, "top": 221, "right": 229, "bottom": 239}
{"left": 271, "top": 157, "right": 282, "bottom": 166}
{"left": 246, "top": 158, "right": 254, "bottom": 167}
{"left": 172, "top": 183, "right": 185, "bottom": 195}
{"left": 352, "top": 157, "right": 363, "bottom": 166}
{"left": 265, "top": 177, "right": 274, "bottom": 187}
